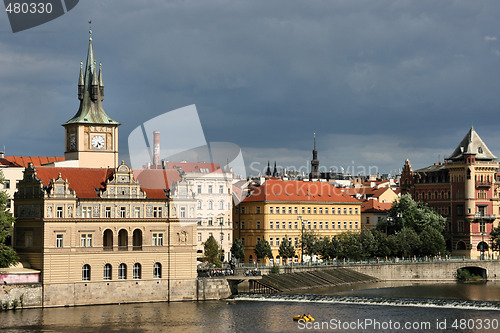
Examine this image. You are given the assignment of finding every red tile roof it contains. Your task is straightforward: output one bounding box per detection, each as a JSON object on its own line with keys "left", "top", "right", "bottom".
{"left": 242, "top": 179, "right": 361, "bottom": 204}
{"left": 0, "top": 156, "right": 65, "bottom": 167}
{"left": 36, "top": 167, "right": 114, "bottom": 199}
{"left": 361, "top": 199, "right": 392, "bottom": 213}
{"left": 35, "top": 167, "right": 169, "bottom": 200}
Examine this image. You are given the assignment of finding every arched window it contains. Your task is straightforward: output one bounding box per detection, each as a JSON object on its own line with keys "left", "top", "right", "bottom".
{"left": 118, "top": 229, "right": 128, "bottom": 250}
{"left": 154, "top": 262, "right": 162, "bottom": 278}
{"left": 456, "top": 241, "right": 466, "bottom": 250}
{"left": 103, "top": 229, "right": 113, "bottom": 251}
{"left": 104, "top": 264, "right": 112, "bottom": 280}
{"left": 82, "top": 264, "right": 91, "bottom": 281}
{"left": 477, "top": 242, "right": 489, "bottom": 251}
{"left": 208, "top": 201, "right": 213, "bottom": 210}
{"left": 133, "top": 263, "right": 142, "bottom": 279}
{"left": 219, "top": 200, "right": 224, "bottom": 210}
{"left": 118, "top": 263, "right": 127, "bottom": 279}
{"left": 133, "top": 229, "right": 142, "bottom": 251}
{"left": 197, "top": 201, "right": 202, "bottom": 209}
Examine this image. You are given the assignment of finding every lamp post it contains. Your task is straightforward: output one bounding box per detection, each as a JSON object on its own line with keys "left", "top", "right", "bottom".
{"left": 219, "top": 217, "right": 224, "bottom": 263}
{"left": 298, "top": 216, "right": 304, "bottom": 263}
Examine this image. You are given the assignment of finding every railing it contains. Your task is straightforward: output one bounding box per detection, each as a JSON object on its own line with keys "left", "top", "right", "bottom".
{"left": 132, "top": 245, "right": 142, "bottom": 251}
{"left": 118, "top": 245, "right": 128, "bottom": 251}
{"left": 103, "top": 246, "right": 113, "bottom": 251}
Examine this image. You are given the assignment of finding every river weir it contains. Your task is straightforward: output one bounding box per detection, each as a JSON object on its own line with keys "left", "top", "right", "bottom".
{"left": 232, "top": 292, "right": 500, "bottom": 311}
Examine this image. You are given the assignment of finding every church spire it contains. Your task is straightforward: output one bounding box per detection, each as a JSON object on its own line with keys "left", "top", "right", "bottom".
{"left": 63, "top": 29, "right": 119, "bottom": 126}
{"left": 265, "top": 161, "right": 271, "bottom": 176}
{"left": 311, "top": 132, "right": 320, "bottom": 179}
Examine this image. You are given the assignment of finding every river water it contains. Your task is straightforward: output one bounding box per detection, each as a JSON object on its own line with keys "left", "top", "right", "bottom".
{"left": 1, "top": 281, "right": 500, "bottom": 332}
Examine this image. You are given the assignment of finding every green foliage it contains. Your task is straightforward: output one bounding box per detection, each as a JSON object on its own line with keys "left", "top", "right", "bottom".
{"left": 490, "top": 226, "right": 500, "bottom": 253}
{"left": 456, "top": 268, "right": 484, "bottom": 282}
{"left": 360, "top": 230, "right": 378, "bottom": 258}
{"left": 337, "top": 232, "right": 364, "bottom": 260}
{"left": 0, "top": 170, "right": 19, "bottom": 268}
{"left": 371, "top": 230, "right": 393, "bottom": 257}
{"left": 278, "top": 235, "right": 295, "bottom": 260}
{"left": 254, "top": 239, "right": 272, "bottom": 260}
{"left": 316, "top": 236, "right": 339, "bottom": 260}
{"left": 395, "top": 227, "right": 421, "bottom": 257}
{"left": 270, "top": 265, "right": 280, "bottom": 274}
{"left": 11, "top": 299, "right": 18, "bottom": 310}
{"left": 387, "top": 194, "right": 446, "bottom": 234}
{"left": 230, "top": 238, "right": 245, "bottom": 261}
{"left": 418, "top": 226, "right": 446, "bottom": 256}
{"left": 300, "top": 229, "right": 318, "bottom": 256}
{"left": 203, "top": 235, "right": 222, "bottom": 267}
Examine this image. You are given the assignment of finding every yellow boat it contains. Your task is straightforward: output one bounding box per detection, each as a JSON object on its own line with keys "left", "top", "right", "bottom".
{"left": 293, "top": 315, "right": 315, "bottom": 322}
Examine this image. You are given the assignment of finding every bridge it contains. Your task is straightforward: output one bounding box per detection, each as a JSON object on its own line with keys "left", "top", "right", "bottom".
{"left": 328, "top": 260, "right": 500, "bottom": 281}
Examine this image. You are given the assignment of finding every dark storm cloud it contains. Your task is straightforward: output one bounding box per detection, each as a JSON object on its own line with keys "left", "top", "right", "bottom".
{"left": 1, "top": 1, "right": 500, "bottom": 174}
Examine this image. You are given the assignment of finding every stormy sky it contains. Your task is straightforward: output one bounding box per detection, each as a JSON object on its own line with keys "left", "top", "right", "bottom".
{"left": 1, "top": 1, "right": 500, "bottom": 177}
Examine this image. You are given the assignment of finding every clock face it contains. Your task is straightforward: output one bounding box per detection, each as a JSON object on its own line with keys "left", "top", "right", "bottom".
{"left": 69, "top": 135, "right": 76, "bottom": 150}
{"left": 91, "top": 135, "right": 105, "bottom": 149}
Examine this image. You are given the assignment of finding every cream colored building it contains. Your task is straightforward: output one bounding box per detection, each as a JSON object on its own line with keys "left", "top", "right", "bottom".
{"left": 234, "top": 179, "right": 362, "bottom": 263}
{"left": 12, "top": 32, "right": 197, "bottom": 306}
{"left": 165, "top": 162, "right": 233, "bottom": 262}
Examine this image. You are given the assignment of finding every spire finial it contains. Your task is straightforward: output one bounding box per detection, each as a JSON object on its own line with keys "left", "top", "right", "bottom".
{"left": 80, "top": 61, "right": 83, "bottom": 69}
{"left": 313, "top": 132, "right": 317, "bottom": 150}
{"left": 88, "top": 20, "right": 92, "bottom": 41}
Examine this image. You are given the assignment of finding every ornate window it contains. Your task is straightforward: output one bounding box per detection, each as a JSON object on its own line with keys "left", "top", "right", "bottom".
{"left": 118, "top": 263, "right": 127, "bottom": 279}
{"left": 104, "top": 264, "right": 112, "bottom": 280}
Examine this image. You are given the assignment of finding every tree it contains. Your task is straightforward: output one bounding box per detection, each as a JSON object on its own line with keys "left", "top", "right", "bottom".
{"left": 230, "top": 238, "right": 245, "bottom": 262}
{"left": 254, "top": 239, "right": 272, "bottom": 262}
{"left": 203, "top": 235, "right": 222, "bottom": 266}
{"left": 278, "top": 235, "right": 295, "bottom": 263}
{"left": 418, "top": 226, "right": 446, "bottom": 256}
{"left": 491, "top": 225, "right": 500, "bottom": 253}
{"left": 0, "top": 170, "right": 18, "bottom": 268}
{"left": 395, "top": 227, "right": 420, "bottom": 257}
{"left": 300, "top": 229, "right": 319, "bottom": 257}
{"left": 385, "top": 194, "right": 446, "bottom": 234}
{"left": 360, "top": 229, "right": 378, "bottom": 259}
{"left": 371, "top": 230, "right": 393, "bottom": 258}
{"left": 337, "top": 232, "right": 363, "bottom": 260}
{"left": 316, "top": 236, "right": 340, "bottom": 260}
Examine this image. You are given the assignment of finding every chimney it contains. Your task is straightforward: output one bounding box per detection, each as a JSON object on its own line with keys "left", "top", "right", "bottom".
{"left": 0, "top": 151, "right": 4, "bottom": 159}
{"left": 153, "top": 131, "right": 161, "bottom": 167}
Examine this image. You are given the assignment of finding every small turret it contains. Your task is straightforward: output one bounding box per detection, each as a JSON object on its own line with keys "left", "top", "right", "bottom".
{"left": 78, "top": 61, "right": 84, "bottom": 100}
{"left": 91, "top": 60, "right": 99, "bottom": 101}
{"left": 98, "top": 62, "right": 104, "bottom": 101}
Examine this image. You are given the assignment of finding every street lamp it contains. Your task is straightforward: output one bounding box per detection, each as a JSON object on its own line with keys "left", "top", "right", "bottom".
{"left": 218, "top": 217, "right": 224, "bottom": 263}
{"left": 298, "top": 216, "right": 304, "bottom": 263}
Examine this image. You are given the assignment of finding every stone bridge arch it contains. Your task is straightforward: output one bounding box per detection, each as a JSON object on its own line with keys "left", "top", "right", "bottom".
{"left": 457, "top": 266, "right": 487, "bottom": 279}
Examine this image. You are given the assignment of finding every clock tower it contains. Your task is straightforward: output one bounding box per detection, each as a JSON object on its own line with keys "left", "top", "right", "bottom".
{"left": 62, "top": 30, "right": 120, "bottom": 168}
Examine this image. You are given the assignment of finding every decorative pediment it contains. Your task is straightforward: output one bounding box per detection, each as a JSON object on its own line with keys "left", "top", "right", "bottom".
{"left": 100, "top": 162, "right": 147, "bottom": 199}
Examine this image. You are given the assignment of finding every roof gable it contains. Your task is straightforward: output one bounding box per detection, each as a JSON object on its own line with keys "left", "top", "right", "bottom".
{"left": 447, "top": 127, "right": 496, "bottom": 161}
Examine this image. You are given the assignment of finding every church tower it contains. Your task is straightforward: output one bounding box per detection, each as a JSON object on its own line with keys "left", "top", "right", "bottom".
{"left": 62, "top": 30, "right": 120, "bottom": 168}
{"left": 311, "top": 133, "right": 320, "bottom": 179}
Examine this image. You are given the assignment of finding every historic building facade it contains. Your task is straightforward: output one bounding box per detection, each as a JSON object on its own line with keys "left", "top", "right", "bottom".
{"left": 164, "top": 162, "right": 233, "bottom": 262}
{"left": 233, "top": 179, "right": 362, "bottom": 263}
{"left": 401, "top": 127, "right": 499, "bottom": 259}
{"left": 12, "top": 32, "right": 197, "bottom": 306}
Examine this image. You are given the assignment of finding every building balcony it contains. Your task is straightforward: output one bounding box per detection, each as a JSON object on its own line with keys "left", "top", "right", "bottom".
{"left": 473, "top": 213, "right": 496, "bottom": 223}
{"left": 476, "top": 182, "right": 492, "bottom": 188}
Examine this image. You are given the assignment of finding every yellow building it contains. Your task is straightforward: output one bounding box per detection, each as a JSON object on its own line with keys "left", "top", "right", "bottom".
{"left": 12, "top": 31, "right": 197, "bottom": 306}
{"left": 234, "top": 179, "right": 362, "bottom": 263}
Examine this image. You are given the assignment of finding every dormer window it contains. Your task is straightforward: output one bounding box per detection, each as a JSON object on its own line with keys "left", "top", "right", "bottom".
{"left": 478, "top": 147, "right": 483, "bottom": 154}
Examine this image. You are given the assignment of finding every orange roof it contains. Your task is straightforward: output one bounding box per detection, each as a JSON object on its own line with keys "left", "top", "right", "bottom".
{"left": 35, "top": 167, "right": 169, "bottom": 200}
{"left": 165, "top": 162, "right": 222, "bottom": 173}
{"left": 361, "top": 199, "right": 392, "bottom": 213}
{"left": 0, "top": 156, "right": 65, "bottom": 167}
{"left": 36, "top": 167, "right": 114, "bottom": 199}
{"left": 242, "top": 179, "right": 361, "bottom": 204}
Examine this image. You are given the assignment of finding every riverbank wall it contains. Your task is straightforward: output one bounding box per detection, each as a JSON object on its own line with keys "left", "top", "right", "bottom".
{"left": 0, "top": 278, "right": 231, "bottom": 310}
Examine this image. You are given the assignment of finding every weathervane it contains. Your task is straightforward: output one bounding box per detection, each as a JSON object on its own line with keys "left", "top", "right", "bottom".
{"left": 88, "top": 20, "right": 92, "bottom": 40}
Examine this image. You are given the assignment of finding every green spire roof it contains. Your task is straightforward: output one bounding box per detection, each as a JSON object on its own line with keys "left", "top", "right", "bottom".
{"left": 63, "top": 30, "right": 120, "bottom": 126}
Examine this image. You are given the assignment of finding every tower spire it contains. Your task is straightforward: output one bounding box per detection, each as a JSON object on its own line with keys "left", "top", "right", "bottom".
{"left": 311, "top": 132, "right": 320, "bottom": 179}
{"left": 63, "top": 29, "right": 119, "bottom": 126}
